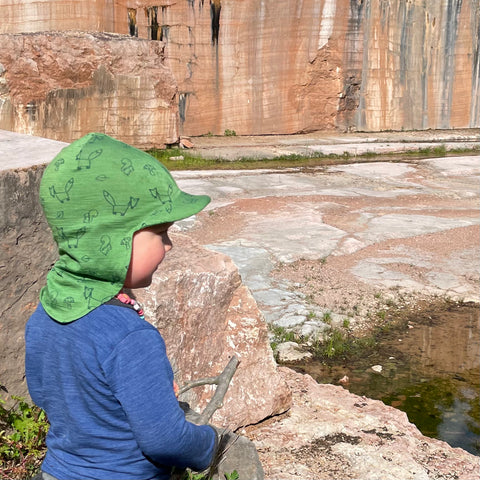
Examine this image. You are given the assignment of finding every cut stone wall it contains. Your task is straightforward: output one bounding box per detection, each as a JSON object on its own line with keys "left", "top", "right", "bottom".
{"left": 0, "top": 164, "right": 55, "bottom": 399}
{"left": 0, "top": 32, "right": 178, "bottom": 150}
{"left": 0, "top": 0, "right": 478, "bottom": 146}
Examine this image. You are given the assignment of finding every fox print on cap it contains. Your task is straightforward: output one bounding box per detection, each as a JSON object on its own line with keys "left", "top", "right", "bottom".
{"left": 39, "top": 133, "right": 210, "bottom": 323}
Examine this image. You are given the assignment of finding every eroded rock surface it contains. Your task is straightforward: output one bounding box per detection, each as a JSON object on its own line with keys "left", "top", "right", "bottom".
{"left": 252, "top": 367, "right": 479, "bottom": 480}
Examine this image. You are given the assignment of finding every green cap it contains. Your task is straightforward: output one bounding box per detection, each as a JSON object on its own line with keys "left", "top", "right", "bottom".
{"left": 39, "top": 133, "right": 210, "bottom": 323}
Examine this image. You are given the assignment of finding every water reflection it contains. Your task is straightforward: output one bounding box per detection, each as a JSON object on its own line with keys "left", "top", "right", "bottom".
{"left": 290, "top": 303, "right": 480, "bottom": 455}
{"left": 382, "top": 374, "right": 480, "bottom": 454}
{"left": 438, "top": 393, "right": 479, "bottom": 453}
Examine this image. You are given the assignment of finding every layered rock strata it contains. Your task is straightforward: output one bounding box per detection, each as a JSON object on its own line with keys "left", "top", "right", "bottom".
{"left": 0, "top": 32, "right": 178, "bottom": 149}
{"left": 0, "top": 1, "right": 478, "bottom": 146}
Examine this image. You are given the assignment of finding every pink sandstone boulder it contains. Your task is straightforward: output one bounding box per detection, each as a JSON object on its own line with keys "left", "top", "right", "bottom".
{"left": 251, "top": 367, "right": 480, "bottom": 480}
{"left": 133, "top": 233, "right": 292, "bottom": 429}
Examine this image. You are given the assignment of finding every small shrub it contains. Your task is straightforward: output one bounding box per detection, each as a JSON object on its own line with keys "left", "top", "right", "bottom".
{"left": 0, "top": 395, "right": 49, "bottom": 479}
{"left": 224, "top": 129, "right": 237, "bottom": 136}
{"left": 269, "top": 325, "right": 298, "bottom": 350}
{"left": 311, "top": 325, "right": 379, "bottom": 361}
{"left": 322, "top": 311, "right": 332, "bottom": 324}
{"left": 323, "top": 329, "right": 349, "bottom": 358}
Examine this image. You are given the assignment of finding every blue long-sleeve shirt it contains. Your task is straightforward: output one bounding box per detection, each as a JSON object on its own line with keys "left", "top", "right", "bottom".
{"left": 25, "top": 302, "right": 216, "bottom": 480}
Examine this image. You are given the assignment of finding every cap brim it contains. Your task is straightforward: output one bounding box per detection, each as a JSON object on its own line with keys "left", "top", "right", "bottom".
{"left": 165, "top": 190, "right": 211, "bottom": 223}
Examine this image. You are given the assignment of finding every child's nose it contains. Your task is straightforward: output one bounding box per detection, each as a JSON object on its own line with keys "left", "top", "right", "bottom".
{"left": 163, "top": 233, "right": 173, "bottom": 252}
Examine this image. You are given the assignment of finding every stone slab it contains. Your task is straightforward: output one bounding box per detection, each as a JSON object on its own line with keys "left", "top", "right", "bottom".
{"left": 0, "top": 129, "right": 67, "bottom": 171}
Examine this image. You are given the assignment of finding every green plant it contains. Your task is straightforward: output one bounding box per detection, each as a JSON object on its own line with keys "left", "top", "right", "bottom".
{"left": 322, "top": 329, "right": 348, "bottom": 358}
{"left": 342, "top": 318, "right": 351, "bottom": 329}
{"left": 418, "top": 144, "right": 447, "bottom": 156}
{"left": 185, "top": 472, "right": 208, "bottom": 480}
{"left": 322, "top": 311, "right": 332, "bottom": 324}
{"left": 224, "top": 471, "right": 239, "bottom": 480}
{"left": 310, "top": 324, "right": 380, "bottom": 361}
{"left": 269, "top": 325, "right": 298, "bottom": 350}
{"left": 224, "top": 129, "right": 237, "bottom": 136}
{"left": 147, "top": 144, "right": 480, "bottom": 173}
{"left": 184, "top": 470, "right": 239, "bottom": 480}
{"left": 0, "top": 395, "right": 49, "bottom": 479}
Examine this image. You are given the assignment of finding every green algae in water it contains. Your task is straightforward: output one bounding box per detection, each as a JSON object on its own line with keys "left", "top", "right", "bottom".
{"left": 382, "top": 374, "right": 480, "bottom": 454}
{"left": 287, "top": 302, "right": 480, "bottom": 456}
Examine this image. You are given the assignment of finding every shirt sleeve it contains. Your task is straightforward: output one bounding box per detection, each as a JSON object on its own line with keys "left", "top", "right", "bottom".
{"left": 103, "top": 327, "right": 216, "bottom": 471}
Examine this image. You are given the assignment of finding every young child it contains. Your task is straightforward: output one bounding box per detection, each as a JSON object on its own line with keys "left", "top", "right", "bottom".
{"left": 25, "top": 133, "right": 218, "bottom": 480}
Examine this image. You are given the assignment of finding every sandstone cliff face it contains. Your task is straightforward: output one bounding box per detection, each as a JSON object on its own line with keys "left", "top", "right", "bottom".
{"left": 0, "top": 0, "right": 478, "bottom": 146}
{"left": 156, "top": 0, "right": 480, "bottom": 134}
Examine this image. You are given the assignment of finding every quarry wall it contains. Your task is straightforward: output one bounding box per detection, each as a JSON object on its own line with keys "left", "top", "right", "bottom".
{"left": 0, "top": 0, "right": 478, "bottom": 147}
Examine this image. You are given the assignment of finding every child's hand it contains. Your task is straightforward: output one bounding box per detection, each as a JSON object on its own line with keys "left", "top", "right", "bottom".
{"left": 173, "top": 380, "right": 179, "bottom": 398}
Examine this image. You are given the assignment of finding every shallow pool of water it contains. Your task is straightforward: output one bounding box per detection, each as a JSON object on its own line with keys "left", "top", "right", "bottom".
{"left": 290, "top": 302, "right": 480, "bottom": 456}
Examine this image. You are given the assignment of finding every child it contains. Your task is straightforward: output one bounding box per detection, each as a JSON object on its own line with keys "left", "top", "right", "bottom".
{"left": 25, "top": 133, "right": 218, "bottom": 480}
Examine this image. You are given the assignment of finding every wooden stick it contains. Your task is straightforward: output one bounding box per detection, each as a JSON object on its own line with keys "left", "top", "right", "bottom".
{"left": 178, "top": 356, "right": 240, "bottom": 424}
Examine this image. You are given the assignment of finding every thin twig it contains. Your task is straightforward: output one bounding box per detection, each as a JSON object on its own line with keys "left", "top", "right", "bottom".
{"left": 170, "top": 356, "right": 240, "bottom": 480}
{"left": 177, "top": 377, "right": 219, "bottom": 395}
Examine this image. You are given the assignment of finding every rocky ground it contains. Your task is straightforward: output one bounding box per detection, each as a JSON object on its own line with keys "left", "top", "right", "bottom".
{"left": 181, "top": 130, "right": 479, "bottom": 338}
{"left": 249, "top": 367, "right": 479, "bottom": 480}
{"left": 176, "top": 129, "right": 480, "bottom": 479}
{"left": 2, "top": 128, "right": 478, "bottom": 479}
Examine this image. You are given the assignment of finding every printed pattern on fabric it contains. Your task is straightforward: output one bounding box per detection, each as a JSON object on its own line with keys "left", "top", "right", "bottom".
{"left": 39, "top": 133, "right": 210, "bottom": 323}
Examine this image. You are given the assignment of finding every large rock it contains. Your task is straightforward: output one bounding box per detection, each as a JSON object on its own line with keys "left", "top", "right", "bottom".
{"left": 134, "top": 233, "right": 292, "bottom": 429}
{"left": 0, "top": 32, "right": 178, "bottom": 149}
{"left": 252, "top": 367, "right": 480, "bottom": 480}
